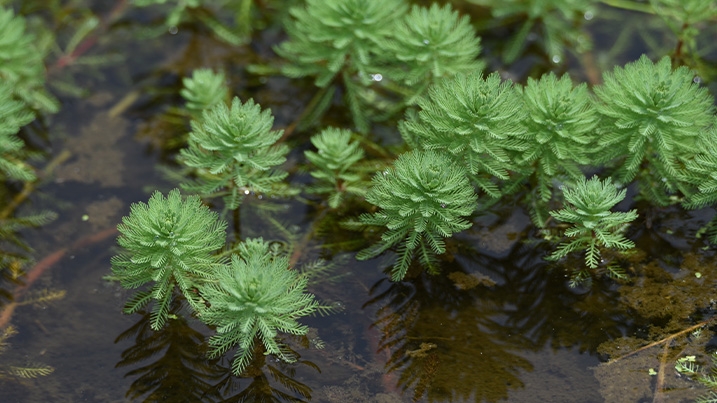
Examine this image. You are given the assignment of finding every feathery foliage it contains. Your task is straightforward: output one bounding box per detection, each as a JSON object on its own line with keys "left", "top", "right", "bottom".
{"left": 399, "top": 72, "right": 525, "bottom": 198}
{"left": 0, "top": 82, "right": 36, "bottom": 182}
{"left": 516, "top": 72, "right": 597, "bottom": 223}
{"left": 352, "top": 150, "right": 477, "bottom": 281}
{"left": 382, "top": 3, "right": 484, "bottom": 91}
{"left": 0, "top": 326, "right": 54, "bottom": 379}
{"left": 683, "top": 123, "right": 717, "bottom": 244}
{"left": 546, "top": 176, "right": 637, "bottom": 286}
{"left": 111, "top": 189, "right": 227, "bottom": 330}
{"left": 675, "top": 353, "right": 717, "bottom": 403}
{"left": 593, "top": 55, "right": 715, "bottom": 205}
{"left": 180, "top": 68, "right": 228, "bottom": 118}
{"left": 274, "top": 0, "right": 407, "bottom": 132}
{"left": 199, "top": 237, "right": 329, "bottom": 375}
{"left": 304, "top": 127, "right": 368, "bottom": 209}
{"left": 275, "top": 0, "right": 406, "bottom": 88}
{"left": 180, "top": 97, "right": 291, "bottom": 209}
{"left": 0, "top": 7, "right": 58, "bottom": 114}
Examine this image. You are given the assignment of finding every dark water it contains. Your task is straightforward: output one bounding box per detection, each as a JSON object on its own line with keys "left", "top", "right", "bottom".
{"left": 1, "top": 1, "right": 717, "bottom": 402}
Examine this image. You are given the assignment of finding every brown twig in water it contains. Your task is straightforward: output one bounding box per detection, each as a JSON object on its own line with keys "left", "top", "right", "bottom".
{"left": 607, "top": 317, "right": 716, "bottom": 364}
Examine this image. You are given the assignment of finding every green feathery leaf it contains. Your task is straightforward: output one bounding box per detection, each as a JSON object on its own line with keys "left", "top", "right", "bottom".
{"left": 111, "top": 189, "right": 227, "bottom": 330}
{"left": 399, "top": 72, "right": 526, "bottom": 198}
{"left": 304, "top": 127, "right": 368, "bottom": 208}
{"left": 0, "top": 7, "right": 58, "bottom": 113}
{"left": 547, "top": 175, "right": 637, "bottom": 285}
{"left": 180, "top": 68, "right": 228, "bottom": 117}
{"left": 180, "top": 97, "right": 291, "bottom": 209}
{"left": 199, "top": 237, "right": 330, "bottom": 375}
{"left": 594, "top": 55, "right": 715, "bottom": 205}
{"left": 355, "top": 150, "right": 477, "bottom": 281}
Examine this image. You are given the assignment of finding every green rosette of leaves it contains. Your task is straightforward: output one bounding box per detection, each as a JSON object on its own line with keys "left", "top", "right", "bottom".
{"left": 0, "top": 7, "right": 58, "bottom": 113}
{"left": 180, "top": 68, "right": 228, "bottom": 117}
{"left": 516, "top": 72, "right": 597, "bottom": 224}
{"left": 111, "top": 189, "right": 227, "bottom": 330}
{"left": 274, "top": 0, "right": 407, "bottom": 132}
{"left": 274, "top": 0, "right": 407, "bottom": 87}
{"left": 593, "top": 55, "right": 715, "bottom": 205}
{"left": 354, "top": 150, "right": 477, "bottom": 281}
{"left": 381, "top": 3, "right": 484, "bottom": 93}
{"left": 399, "top": 72, "right": 526, "bottom": 199}
{"left": 547, "top": 176, "right": 637, "bottom": 286}
{"left": 180, "top": 97, "right": 290, "bottom": 209}
{"left": 304, "top": 127, "right": 368, "bottom": 208}
{"left": 199, "top": 238, "right": 329, "bottom": 375}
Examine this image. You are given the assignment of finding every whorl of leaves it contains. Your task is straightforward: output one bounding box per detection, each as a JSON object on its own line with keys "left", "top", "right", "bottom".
{"left": 111, "top": 189, "right": 227, "bottom": 330}
{"left": 594, "top": 55, "right": 714, "bottom": 204}
{"left": 180, "top": 68, "right": 228, "bottom": 116}
{"left": 547, "top": 176, "right": 637, "bottom": 284}
{"left": 382, "top": 3, "right": 485, "bottom": 86}
{"left": 399, "top": 72, "right": 525, "bottom": 198}
{"left": 304, "top": 127, "right": 367, "bottom": 208}
{"left": 517, "top": 72, "right": 597, "bottom": 203}
{"left": 199, "top": 238, "right": 329, "bottom": 375}
{"left": 274, "top": 0, "right": 408, "bottom": 88}
{"left": 354, "top": 150, "right": 477, "bottom": 281}
{"left": 180, "top": 97, "right": 289, "bottom": 209}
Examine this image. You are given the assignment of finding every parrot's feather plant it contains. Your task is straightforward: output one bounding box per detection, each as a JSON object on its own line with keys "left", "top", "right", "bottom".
{"left": 399, "top": 72, "right": 525, "bottom": 199}
{"left": 274, "top": 0, "right": 484, "bottom": 132}
{"left": 304, "top": 127, "right": 369, "bottom": 209}
{"left": 593, "top": 55, "right": 715, "bottom": 206}
{"left": 350, "top": 150, "right": 477, "bottom": 281}
{"left": 517, "top": 72, "right": 597, "bottom": 217}
{"left": 199, "top": 237, "right": 331, "bottom": 375}
{"left": 111, "top": 189, "right": 227, "bottom": 330}
{"left": 180, "top": 68, "right": 229, "bottom": 119}
{"left": 180, "top": 97, "right": 292, "bottom": 209}
{"left": 0, "top": 82, "right": 37, "bottom": 182}
{"left": 0, "top": 7, "right": 59, "bottom": 114}
{"left": 381, "top": 3, "right": 485, "bottom": 99}
{"left": 546, "top": 176, "right": 638, "bottom": 286}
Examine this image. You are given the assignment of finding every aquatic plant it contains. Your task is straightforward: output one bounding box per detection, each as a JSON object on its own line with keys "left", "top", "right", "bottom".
{"left": 683, "top": 123, "right": 717, "bottom": 244}
{"left": 274, "top": 0, "right": 407, "bottom": 131}
{"left": 0, "top": 325, "right": 53, "bottom": 379}
{"left": 350, "top": 150, "right": 477, "bottom": 281}
{"left": 304, "top": 127, "right": 368, "bottom": 209}
{"left": 199, "top": 237, "right": 330, "bottom": 375}
{"left": 593, "top": 55, "right": 715, "bottom": 205}
{"left": 180, "top": 68, "right": 228, "bottom": 118}
{"left": 675, "top": 352, "right": 717, "bottom": 403}
{"left": 546, "top": 175, "right": 637, "bottom": 286}
{"left": 516, "top": 72, "right": 597, "bottom": 225}
{"left": 111, "top": 189, "right": 227, "bottom": 330}
{"left": 381, "top": 3, "right": 484, "bottom": 97}
{"left": 399, "top": 72, "right": 525, "bottom": 199}
{"left": 0, "top": 7, "right": 58, "bottom": 113}
{"left": 180, "top": 97, "right": 291, "bottom": 209}
{"left": 0, "top": 83, "right": 37, "bottom": 182}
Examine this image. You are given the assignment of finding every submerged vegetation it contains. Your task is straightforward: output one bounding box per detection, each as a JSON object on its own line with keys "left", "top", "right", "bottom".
{"left": 2, "top": 0, "right": 717, "bottom": 401}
